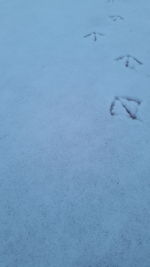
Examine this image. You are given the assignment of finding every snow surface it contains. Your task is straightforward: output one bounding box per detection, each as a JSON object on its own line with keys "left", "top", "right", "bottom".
{"left": 0, "top": 0, "right": 150, "bottom": 266}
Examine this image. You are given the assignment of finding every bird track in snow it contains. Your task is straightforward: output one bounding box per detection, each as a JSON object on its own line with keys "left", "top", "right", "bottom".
{"left": 84, "top": 32, "right": 105, "bottom": 42}
{"left": 109, "top": 15, "right": 124, "bottom": 22}
{"left": 110, "top": 96, "right": 142, "bottom": 120}
{"left": 115, "top": 55, "right": 143, "bottom": 69}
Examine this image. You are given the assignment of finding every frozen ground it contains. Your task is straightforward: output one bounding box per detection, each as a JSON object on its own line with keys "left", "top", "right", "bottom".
{"left": 0, "top": 0, "right": 150, "bottom": 266}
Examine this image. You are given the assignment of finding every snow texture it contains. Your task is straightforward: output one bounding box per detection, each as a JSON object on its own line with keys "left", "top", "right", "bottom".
{"left": 0, "top": 0, "right": 150, "bottom": 266}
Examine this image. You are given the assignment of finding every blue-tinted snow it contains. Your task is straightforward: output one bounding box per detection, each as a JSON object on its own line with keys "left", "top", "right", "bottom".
{"left": 0, "top": 0, "right": 150, "bottom": 266}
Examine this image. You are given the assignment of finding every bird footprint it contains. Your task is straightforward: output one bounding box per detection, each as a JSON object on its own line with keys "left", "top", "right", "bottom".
{"left": 110, "top": 96, "right": 142, "bottom": 120}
